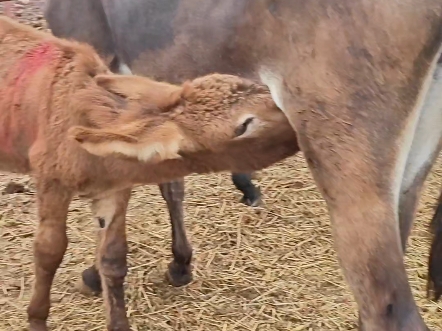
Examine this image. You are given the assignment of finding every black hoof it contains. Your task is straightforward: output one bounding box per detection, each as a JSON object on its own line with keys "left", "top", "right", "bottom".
{"left": 79, "top": 265, "right": 102, "bottom": 296}
{"left": 165, "top": 260, "right": 193, "bottom": 287}
{"left": 240, "top": 187, "right": 261, "bottom": 207}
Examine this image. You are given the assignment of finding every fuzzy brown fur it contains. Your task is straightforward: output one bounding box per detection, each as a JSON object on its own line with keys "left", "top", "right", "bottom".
{"left": 0, "top": 16, "right": 297, "bottom": 331}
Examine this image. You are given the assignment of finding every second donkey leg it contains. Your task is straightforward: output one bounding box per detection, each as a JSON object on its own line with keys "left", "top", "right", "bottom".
{"left": 94, "top": 189, "right": 132, "bottom": 331}
{"left": 78, "top": 190, "right": 133, "bottom": 331}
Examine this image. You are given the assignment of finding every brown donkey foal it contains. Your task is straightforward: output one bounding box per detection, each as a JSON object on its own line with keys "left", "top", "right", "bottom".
{"left": 0, "top": 17, "right": 298, "bottom": 331}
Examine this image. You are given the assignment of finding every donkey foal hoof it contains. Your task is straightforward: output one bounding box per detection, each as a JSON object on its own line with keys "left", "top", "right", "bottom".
{"left": 76, "top": 277, "right": 100, "bottom": 297}
{"left": 165, "top": 261, "right": 193, "bottom": 287}
{"left": 77, "top": 266, "right": 102, "bottom": 296}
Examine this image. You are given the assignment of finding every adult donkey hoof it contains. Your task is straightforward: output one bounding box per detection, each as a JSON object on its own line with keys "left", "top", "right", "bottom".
{"left": 240, "top": 187, "right": 261, "bottom": 207}
{"left": 77, "top": 266, "right": 102, "bottom": 296}
{"left": 165, "top": 261, "right": 193, "bottom": 287}
{"left": 232, "top": 173, "right": 261, "bottom": 207}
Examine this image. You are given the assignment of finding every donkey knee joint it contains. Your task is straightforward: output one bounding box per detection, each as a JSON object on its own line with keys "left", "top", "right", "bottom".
{"left": 34, "top": 231, "right": 67, "bottom": 271}
{"left": 35, "top": 246, "right": 66, "bottom": 268}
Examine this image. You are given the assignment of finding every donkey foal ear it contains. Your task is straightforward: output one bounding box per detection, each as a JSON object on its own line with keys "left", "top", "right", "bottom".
{"left": 68, "top": 126, "right": 140, "bottom": 158}
{"left": 95, "top": 74, "right": 184, "bottom": 110}
{"left": 68, "top": 122, "right": 185, "bottom": 162}
{"left": 68, "top": 126, "right": 138, "bottom": 144}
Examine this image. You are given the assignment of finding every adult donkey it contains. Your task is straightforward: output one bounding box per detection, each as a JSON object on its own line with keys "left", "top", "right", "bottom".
{"left": 44, "top": 0, "right": 265, "bottom": 290}
{"left": 45, "top": 0, "right": 442, "bottom": 330}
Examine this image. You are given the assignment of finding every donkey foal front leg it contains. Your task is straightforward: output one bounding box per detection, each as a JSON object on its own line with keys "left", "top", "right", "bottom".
{"left": 28, "top": 182, "right": 72, "bottom": 331}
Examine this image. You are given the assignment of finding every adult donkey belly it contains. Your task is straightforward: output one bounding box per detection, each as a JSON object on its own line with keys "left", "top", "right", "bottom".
{"left": 44, "top": 0, "right": 115, "bottom": 61}
{"left": 101, "top": 0, "right": 255, "bottom": 83}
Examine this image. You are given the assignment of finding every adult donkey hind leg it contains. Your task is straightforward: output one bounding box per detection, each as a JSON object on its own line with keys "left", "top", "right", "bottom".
{"left": 257, "top": 1, "right": 442, "bottom": 329}
{"left": 284, "top": 47, "right": 442, "bottom": 331}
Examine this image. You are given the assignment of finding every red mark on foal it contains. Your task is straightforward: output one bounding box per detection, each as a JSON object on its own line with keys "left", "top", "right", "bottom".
{"left": 0, "top": 42, "right": 59, "bottom": 157}
{"left": 11, "top": 41, "right": 58, "bottom": 91}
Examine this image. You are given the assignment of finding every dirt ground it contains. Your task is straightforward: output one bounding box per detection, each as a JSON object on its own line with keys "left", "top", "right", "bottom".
{"left": 1, "top": 1, "right": 442, "bottom": 331}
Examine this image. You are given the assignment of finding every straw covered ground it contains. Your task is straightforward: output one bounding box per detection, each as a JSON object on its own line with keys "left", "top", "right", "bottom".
{"left": 0, "top": 1, "right": 442, "bottom": 330}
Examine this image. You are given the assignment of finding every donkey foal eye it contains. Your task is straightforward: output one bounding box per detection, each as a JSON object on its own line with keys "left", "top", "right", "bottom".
{"left": 235, "top": 117, "right": 254, "bottom": 137}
